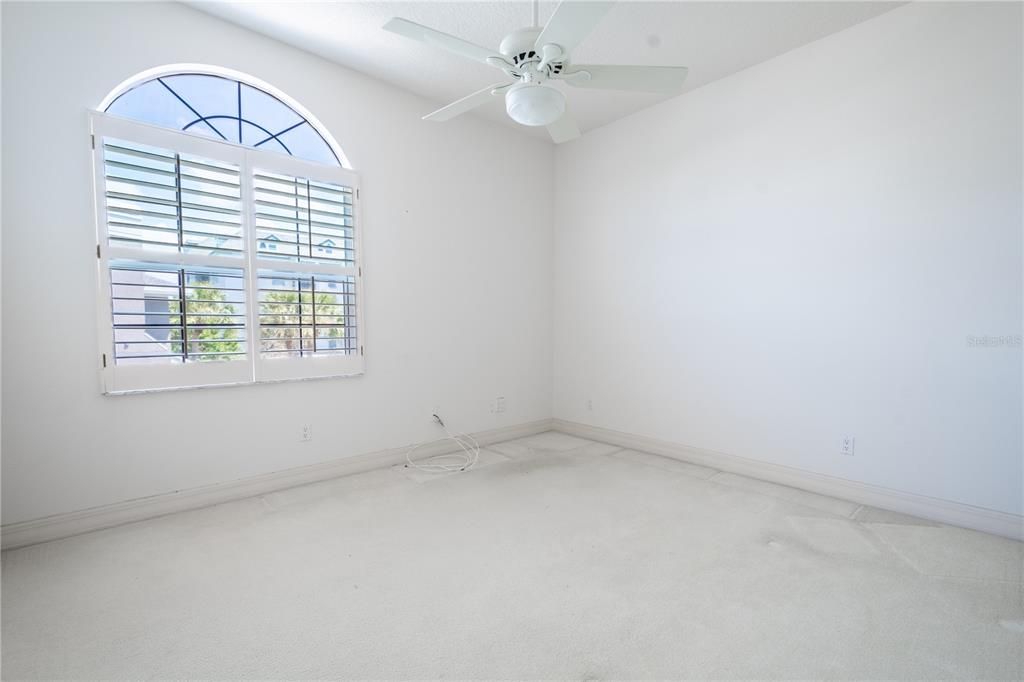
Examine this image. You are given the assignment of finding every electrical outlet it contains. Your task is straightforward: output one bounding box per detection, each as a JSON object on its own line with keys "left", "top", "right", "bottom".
{"left": 840, "top": 435, "right": 854, "bottom": 456}
{"left": 494, "top": 396, "right": 506, "bottom": 414}
{"left": 587, "top": 399, "right": 593, "bottom": 411}
{"left": 301, "top": 424, "right": 313, "bottom": 442}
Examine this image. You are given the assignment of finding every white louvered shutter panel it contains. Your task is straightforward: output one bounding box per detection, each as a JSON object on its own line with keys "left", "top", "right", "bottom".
{"left": 95, "top": 118, "right": 252, "bottom": 392}
{"left": 249, "top": 159, "right": 362, "bottom": 382}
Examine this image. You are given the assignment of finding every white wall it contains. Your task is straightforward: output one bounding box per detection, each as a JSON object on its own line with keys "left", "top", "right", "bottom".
{"left": 4, "top": 1, "right": 1021, "bottom": 527}
{"left": 553, "top": 2, "right": 1023, "bottom": 516}
{"left": 1, "top": 1, "right": 554, "bottom": 523}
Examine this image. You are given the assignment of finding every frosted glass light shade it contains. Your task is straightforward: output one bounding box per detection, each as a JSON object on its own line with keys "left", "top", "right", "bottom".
{"left": 505, "top": 84, "right": 566, "bottom": 127}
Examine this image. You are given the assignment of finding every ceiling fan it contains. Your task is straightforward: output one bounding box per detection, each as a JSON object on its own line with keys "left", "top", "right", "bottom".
{"left": 383, "top": 0, "right": 689, "bottom": 143}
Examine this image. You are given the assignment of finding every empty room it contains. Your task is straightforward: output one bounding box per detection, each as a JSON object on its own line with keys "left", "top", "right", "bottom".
{"left": 1, "top": 0, "right": 1021, "bottom": 679}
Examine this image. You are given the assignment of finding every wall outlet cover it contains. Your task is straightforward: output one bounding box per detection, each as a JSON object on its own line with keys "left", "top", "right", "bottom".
{"left": 840, "top": 436, "right": 854, "bottom": 456}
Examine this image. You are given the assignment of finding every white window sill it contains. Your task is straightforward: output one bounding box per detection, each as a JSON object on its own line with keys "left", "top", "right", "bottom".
{"left": 103, "top": 370, "right": 366, "bottom": 396}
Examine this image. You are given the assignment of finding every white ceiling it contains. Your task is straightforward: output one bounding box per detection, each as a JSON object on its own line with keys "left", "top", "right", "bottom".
{"left": 188, "top": 1, "right": 901, "bottom": 141}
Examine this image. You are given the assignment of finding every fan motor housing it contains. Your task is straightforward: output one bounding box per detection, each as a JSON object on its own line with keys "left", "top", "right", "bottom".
{"left": 499, "top": 27, "right": 539, "bottom": 60}
{"left": 499, "top": 27, "right": 566, "bottom": 75}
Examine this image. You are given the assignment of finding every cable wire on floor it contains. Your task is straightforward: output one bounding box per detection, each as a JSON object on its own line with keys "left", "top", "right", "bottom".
{"left": 404, "top": 414, "right": 481, "bottom": 473}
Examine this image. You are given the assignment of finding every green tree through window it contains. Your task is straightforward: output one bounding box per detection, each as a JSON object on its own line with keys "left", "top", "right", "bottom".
{"left": 166, "top": 280, "right": 243, "bottom": 360}
{"left": 260, "top": 286, "right": 347, "bottom": 355}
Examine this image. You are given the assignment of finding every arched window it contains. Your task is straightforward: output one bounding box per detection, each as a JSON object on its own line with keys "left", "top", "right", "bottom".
{"left": 92, "top": 66, "right": 362, "bottom": 393}
{"left": 104, "top": 68, "right": 342, "bottom": 167}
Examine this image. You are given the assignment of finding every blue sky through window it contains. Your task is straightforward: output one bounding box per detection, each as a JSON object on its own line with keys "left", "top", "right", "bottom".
{"left": 106, "top": 74, "right": 339, "bottom": 166}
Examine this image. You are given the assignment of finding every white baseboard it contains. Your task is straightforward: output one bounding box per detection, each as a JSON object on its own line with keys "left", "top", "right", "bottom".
{"left": 6, "top": 417, "right": 1020, "bottom": 549}
{"left": 1, "top": 418, "right": 554, "bottom": 551}
{"left": 552, "top": 419, "right": 1024, "bottom": 541}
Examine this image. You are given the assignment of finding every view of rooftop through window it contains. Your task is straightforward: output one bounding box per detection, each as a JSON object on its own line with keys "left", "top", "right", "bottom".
{"left": 105, "top": 73, "right": 340, "bottom": 166}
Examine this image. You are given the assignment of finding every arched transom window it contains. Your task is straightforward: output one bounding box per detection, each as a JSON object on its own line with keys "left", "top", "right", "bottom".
{"left": 106, "top": 73, "right": 340, "bottom": 166}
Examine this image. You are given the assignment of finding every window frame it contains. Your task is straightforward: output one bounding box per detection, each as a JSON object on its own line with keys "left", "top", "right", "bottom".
{"left": 90, "top": 111, "right": 364, "bottom": 394}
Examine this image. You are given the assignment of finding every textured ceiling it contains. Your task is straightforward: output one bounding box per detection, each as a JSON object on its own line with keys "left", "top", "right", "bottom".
{"left": 187, "top": 1, "right": 902, "bottom": 141}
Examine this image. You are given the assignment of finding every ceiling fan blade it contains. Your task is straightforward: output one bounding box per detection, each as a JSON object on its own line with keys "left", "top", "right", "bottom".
{"left": 535, "top": 1, "right": 614, "bottom": 58}
{"left": 423, "top": 83, "right": 511, "bottom": 122}
{"left": 560, "top": 65, "right": 689, "bottom": 93}
{"left": 547, "top": 112, "right": 580, "bottom": 144}
{"left": 384, "top": 17, "right": 497, "bottom": 65}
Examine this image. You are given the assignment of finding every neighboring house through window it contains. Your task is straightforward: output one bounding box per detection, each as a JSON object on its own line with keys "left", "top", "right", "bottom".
{"left": 317, "top": 239, "right": 335, "bottom": 255}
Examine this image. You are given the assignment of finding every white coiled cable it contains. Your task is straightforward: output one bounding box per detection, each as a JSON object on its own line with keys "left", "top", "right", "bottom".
{"left": 404, "top": 414, "right": 481, "bottom": 473}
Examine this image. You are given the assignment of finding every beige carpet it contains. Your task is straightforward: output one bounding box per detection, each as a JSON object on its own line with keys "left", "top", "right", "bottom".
{"left": 3, "top": 431, "right": 1022, "bottom": 679}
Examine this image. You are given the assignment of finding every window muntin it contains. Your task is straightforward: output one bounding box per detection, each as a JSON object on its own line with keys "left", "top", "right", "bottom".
{"left": 92, "top": 113, "right": 362, "bottom": 393}
{"left": 105, "top": 73, "right": 340, "bottom": 167}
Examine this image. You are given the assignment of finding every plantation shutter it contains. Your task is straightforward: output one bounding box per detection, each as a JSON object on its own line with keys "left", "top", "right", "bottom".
{"left": 92, "top": 113, "right": 362, "bottom": 393}
{"left": 249, "top": 158, "right": 363, "bottom": 382}
{"left": 103, "top": 140, "right": 245, "bottom": 256}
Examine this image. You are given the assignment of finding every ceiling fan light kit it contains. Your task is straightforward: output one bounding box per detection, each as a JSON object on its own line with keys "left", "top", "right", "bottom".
{"left": 383, "top": 0, "right": 689, "bottom": 143}
{"left": 506, "top": 83, "right": 565, "bottom": 127}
